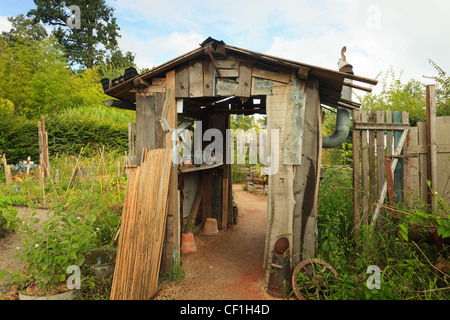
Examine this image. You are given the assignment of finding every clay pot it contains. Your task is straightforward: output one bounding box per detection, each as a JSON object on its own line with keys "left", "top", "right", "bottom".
{"left": 202, "top": 218, "right": 219, "bottom": 235}
{"left": 181, "top": 232, "right": 197, "bottom": 253}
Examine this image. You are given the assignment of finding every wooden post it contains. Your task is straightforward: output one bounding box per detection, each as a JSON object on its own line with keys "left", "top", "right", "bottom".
{"left": 393, "top": 111, "right": 403, "bottom": 203}
{"left": 352, "top": 110, "right": 361, "bottom": 236}
{"left": 160, "top": 70, "right": 179, "bottom": 273}
{"left": 41, "top": 117, "right": 49, "bottom": 176}
{"left": 426, "top": 84, "right": 437, "bottom": 214}
{"left": 2, "top": 154, "right": 11, "bottom": 184}
{"left": 360, "top": 110, "right": 369, "bottom": 225}
{"left": 368, "top": 111, "right": 376, "bottom": 214}
{"left": 376, "top": 110, "right": 385, "bottom": 223}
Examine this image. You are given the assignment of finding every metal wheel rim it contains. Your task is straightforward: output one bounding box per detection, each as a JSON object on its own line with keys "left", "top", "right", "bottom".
{"left": 291, "top": 258, "right": 339, "bottom": 300}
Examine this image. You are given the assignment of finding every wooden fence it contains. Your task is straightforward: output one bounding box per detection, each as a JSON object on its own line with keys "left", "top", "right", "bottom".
{"left": 352, "top": 85, "right": 450, "bottom": 232}
{"left": 352, "top": 109, "right": 410, "bottom": 230}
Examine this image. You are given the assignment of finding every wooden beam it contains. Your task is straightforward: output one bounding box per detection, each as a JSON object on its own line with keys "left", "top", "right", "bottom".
{"left": 130, "top": 86, "right": 165, "bottom": 94}
{"left": 235, "top": 62, "right": 252, "bottom": 97}
{"left": 160, "top": 69, "right": 179, "bottom": 273}
{"left": 343, "top": 81, "right": 373, "bottom": 93}
{"left": 297, "top": 66, "right": 310, "bottom": 81}
{"left": 353, "top": 122, "right": 410, "bottom": 130}
{"left": 133, "top": 77, "right": 151, "bottom": 88}
{"left": 252, "top": 66, "right": 290, "bottom": 83}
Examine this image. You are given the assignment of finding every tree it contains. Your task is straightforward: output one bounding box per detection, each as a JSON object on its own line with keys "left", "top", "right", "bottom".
{"left": 0, "top": 33, "right": 107, "bottom": 118}
{"left": 1, "top": 14, "right": 48, "bottom": 45}
{"left": 356, "top": 66, "right": 426, "bottom": 126}
{"left": 424, "top": 59, "right": 450, "bottom": 117}
{"left": 28, "top": 0, "right": 132, "bottom": 69}
{"left": 230, "top": 115, "right": 255, "bottom": 131}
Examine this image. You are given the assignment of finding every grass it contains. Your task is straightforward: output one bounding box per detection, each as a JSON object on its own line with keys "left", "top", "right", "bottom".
{"left": 311, "top": 165, "right": 449, "bottom": 300}
{"left": 0, "top": 148, "right": 129, "bottom": 300}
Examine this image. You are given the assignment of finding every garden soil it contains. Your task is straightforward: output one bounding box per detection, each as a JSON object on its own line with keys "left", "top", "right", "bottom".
{"left": 0, "top": 207, "right": 50, "bottom": 298}
{"left": 0, "top": 184, "right": 278, "bottom": 300}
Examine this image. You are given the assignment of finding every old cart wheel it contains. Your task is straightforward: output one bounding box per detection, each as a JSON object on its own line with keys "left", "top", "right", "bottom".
{"left": 291, "top": 258, "right": 340, "bottom": 300}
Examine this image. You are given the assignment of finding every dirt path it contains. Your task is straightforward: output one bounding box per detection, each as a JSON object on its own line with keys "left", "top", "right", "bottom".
{"left": 0, "top": 207, "right": 50, "bottom": 296}
{"left": 155, "top": 184, "right": 275, "bottom": 300}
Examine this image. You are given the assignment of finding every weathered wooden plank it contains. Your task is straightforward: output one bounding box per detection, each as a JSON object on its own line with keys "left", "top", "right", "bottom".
{"left": 203, "top": 57, "right": 215, "bottom": 97}
{"left": 376, "top": 110, "right": 385, "bottom": 214}
{"left": 130, "top": 86, "right": 165, "bottom": 94}
{"left": 252, "top": 66, "right": 290, "bottom": 83}
{"left": 175, "top": 64, "right": 189, "bottom": 98}
{"left": 405, "top": 126, "right": 420, "bottom": 206}
{"left": 217, "top": 68, "right": 239, "bottom": 78}
{"left": 393, "top": 111, "right": 403, "bottom": 203}
{"left": 401, "top": 111, "right": 410, "bottom": 207}
{"left": 135, "top": 94, "right": 155, "bottom": 165}
{"left": 160, "top": 70, "right": 179, "bottom": 273}
{"left": 426, "top": 85, "right": 437, "bottom": 214}
{"left": 386, "top": 111, "right": 393, "bottom": 156}
{"left": 369, "top": 111, "right": 376, "bottom": 214}
{"left": 235, "top": 62, "right": 252, "bottom": 97}
{"left": 408, "top": 144, "right": 450, "bottom": 154}
{"left": 189, "top": 59, "right": 204, "bottom": 97}
{"left": 215, "top": 60, "right": 238, "bottom": 69}
{"left": 435, "top": 117, "right": 450, "bottom": 205}
{"left": 352, "top": 109, "right": 361, "bottom": 236}
{"left": 360, "top": 110, "right": 369, "bottom": 225}
{"left": 417, "top": 121, "right": 428, "bottom": 203}
{"left": 353, "top": 122, "right": 409, "bottom": 130}
{"left": 154, "top": 93, "right": 165, "bottom": 149}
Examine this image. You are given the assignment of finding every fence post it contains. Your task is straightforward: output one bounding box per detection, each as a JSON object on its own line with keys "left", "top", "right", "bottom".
{"left": 393, "top": 111, "right": 403, "bottom": 203}
{"left": 426, "top": 84, "right": 437, "bottom": 214}
{"left": 353, "top": 110, "right": 361, "bottom": 236}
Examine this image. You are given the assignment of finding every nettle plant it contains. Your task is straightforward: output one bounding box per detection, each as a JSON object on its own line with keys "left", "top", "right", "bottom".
{"left": 14, "top": 210, "right": 97, "bottom": 291}
{"left": 398, "top": 182, "right": 450, "bottom": 242}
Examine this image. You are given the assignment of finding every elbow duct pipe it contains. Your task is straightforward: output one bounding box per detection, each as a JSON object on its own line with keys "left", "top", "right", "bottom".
{"left": 322, "top": 47, "right": 353, "bottom": 149}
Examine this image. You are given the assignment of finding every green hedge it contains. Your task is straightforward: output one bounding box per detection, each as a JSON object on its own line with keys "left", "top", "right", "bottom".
{"left": 0, "top": 115, "right": 129, "bottom": 164}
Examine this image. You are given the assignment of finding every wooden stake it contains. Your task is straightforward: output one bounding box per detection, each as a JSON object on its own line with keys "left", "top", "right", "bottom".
{"left": 426, "top": 84, "right": 437, "bottom": 214}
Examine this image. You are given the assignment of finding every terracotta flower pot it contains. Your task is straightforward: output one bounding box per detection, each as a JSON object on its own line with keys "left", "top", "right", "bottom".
{"left": 202, "top": 218, "right": 219, "bottom": 235}
{"left": 181, "top": 232, "right": 197, "bottom": 253}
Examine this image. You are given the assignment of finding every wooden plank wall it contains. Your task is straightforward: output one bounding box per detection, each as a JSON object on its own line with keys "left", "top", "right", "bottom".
{"left": 404, "top": 116, "right": 450, "bottom": 208}
{"left": 173, "top": 53, "right": 297, "bottom": 100}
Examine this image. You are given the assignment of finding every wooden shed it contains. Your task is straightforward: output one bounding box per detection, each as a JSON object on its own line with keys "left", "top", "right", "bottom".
{"left": 103, "top": 37, "right": 377, "bottom": 286}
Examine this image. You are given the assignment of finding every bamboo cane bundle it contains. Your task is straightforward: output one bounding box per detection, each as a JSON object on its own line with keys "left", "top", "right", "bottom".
{"left": 110, "top": 148, "right": 172, "bottom": 300}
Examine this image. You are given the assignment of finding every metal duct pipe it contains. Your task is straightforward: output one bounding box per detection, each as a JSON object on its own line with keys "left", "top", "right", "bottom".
{"left": 322, "top": 47, "right": 353, "bottom": 149}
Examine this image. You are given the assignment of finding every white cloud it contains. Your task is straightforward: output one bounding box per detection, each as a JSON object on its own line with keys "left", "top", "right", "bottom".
{"left": 0, "top": 16, "right": 12, "bottom": 33}
{"left": 109, "top": 0, "right": 450, "bottom": 97}
{"left": 118, "top": 30, "right": 204, "bottom": 70}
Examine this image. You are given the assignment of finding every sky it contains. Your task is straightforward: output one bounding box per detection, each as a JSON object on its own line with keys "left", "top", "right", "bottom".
{"left": 1, "top": 0, "right": 449, "bottom": 97}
